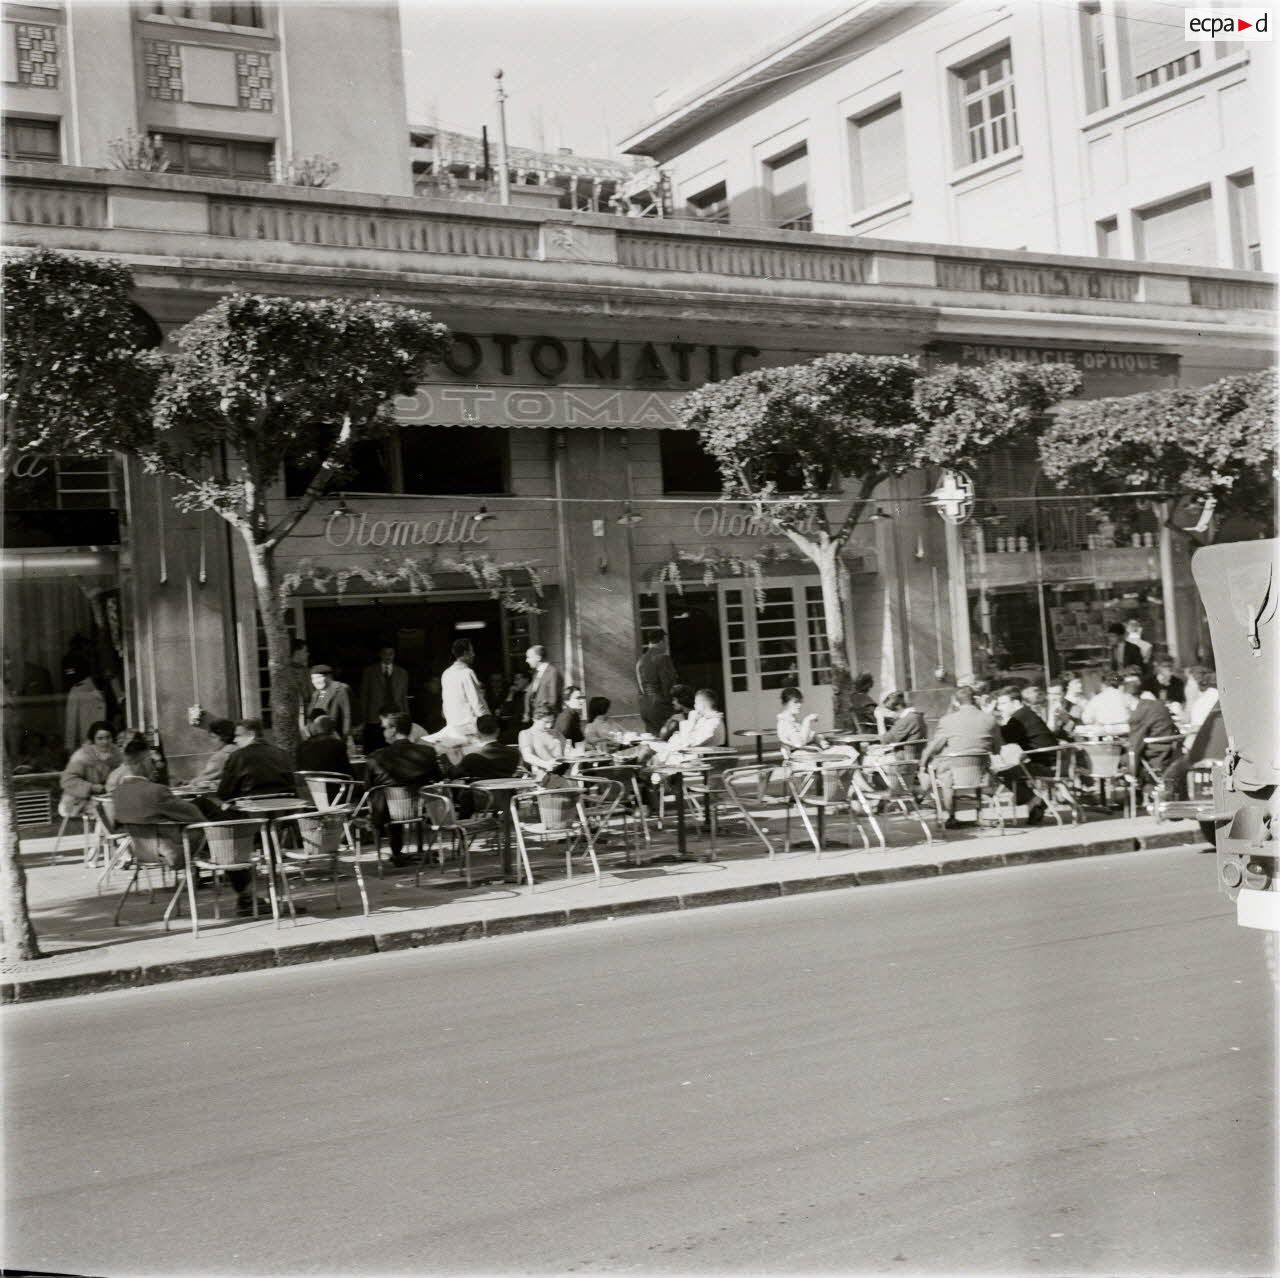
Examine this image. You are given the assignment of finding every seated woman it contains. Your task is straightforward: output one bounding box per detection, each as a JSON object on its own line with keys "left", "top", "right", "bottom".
{"left": 518, "top": 708, "right": 570, "bottom": 781}
{"left": 59, "top": 720, "right": 121, "bottom": 826}
{"left": 189, "top": 717, "right": 239, "bottom": 789}
{"left": 776, "top": 686, "right": 822, "bottom": 754}
{"left": 849, "top": 672, "right": 878, "bottom": 732}
{"left": 584, "top": 696, "right": 628, "bottom": 749}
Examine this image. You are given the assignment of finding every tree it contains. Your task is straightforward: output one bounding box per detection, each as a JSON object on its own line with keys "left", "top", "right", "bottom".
{"left": 1038, "top": 369, "right": 1278, "bottom": 541}
{"left": 1, "top": 250, "right": 158, "bottom": 961}
{"left": 132, "top": 294, "right": 450, "bottom": 751}
{"left": 676, "top": 353, "right": 1080, "bottom": 722}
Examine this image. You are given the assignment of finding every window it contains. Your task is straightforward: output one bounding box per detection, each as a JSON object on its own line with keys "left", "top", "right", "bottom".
{"left": 765, "top": 143, "right": 811, "bottom": 230}
{"left": 158, "top": 132, "right": 273, "bottom": 179}
{"left": 804, "top": 585, "right": 833, "bottom": 685}
{"left": 1080, "top": 2, "right": 1109, "bottom": 111}
{"left": 1229, "top": 171, "right": 1261, "bottom": 270}
{"left": 1096, "top": 216, "right": 1120, "bottom": 258}
{"left": 2, "top": 115, "right": 60, "bottom": 162}
{"left": 1116, "top": 0, "right": 1199, "bottom": 95}
{"left": 660, "top": 431, "right": 722, "bottom": 493}
{"left": 686, "top": 180, "right": 729, "bottom": 223}
{"left": 399, "top": 427, "right": 506, "bottom": 495}
{"left": 848, "top": 98, "right": 907, "bottom": 211}
{"left": 283, "top": 428, "right": 508, "bottom": 499}
{"left": 1136, "top": 186, "right": 1216, "bottom": 267}
{"left": 148, "top": 2, "right": 265, "bottom": 28}
{"left": 955, "top": 46, "right": 1018, "bottom": 166}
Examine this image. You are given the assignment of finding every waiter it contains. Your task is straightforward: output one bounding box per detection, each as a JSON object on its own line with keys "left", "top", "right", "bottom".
{"left": 358, "top": 645, "right": 410, "bottom": 754}
{"left": 636, "top": 628, "right": 679, "bottom": 735}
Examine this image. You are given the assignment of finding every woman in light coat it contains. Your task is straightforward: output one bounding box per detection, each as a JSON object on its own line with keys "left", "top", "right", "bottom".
{"left": 58, "top": 720, "right": 121, "bottom": 818}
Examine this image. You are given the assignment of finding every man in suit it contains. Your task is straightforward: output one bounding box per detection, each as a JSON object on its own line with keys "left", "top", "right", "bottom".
{"left": 921, "top": 686, "right": 1003, "bottom": 829}
{"left": 447, "top": 713, "right": 520, "bottom": 816}
{"left": 112, "top": 738, "right": 263, "bottom": 916}
{"left": 994, "top": 685, "right": 1053, "bottom": 822}
{"left": 1124, "top": 676, "right": 1182, "bottom": 774}
{"left": 216, "top": 719, "right": 295, "bottom": 803}
{"left": 357, "top": 645, "right": 410, "bottom": 754}
{"left": 296, "top": 714, "right": 352, "bottom": 776}
{"left": 636, "top": 628, "right": 679, "bottom": 735}
{"left": 1151, "top": 657, "right": 1186, "bottom": 706}
{"left": 365, "top": 712, "right": 442, "bottom": 865}
{"left": 524, "top": 644, "right": 563, "bottom": 724}
{"left": 1107, "top": 623, "right": 1145, "bottom": 674}
{"left": 306, "top": 665, "right": 353, "bottom": 740}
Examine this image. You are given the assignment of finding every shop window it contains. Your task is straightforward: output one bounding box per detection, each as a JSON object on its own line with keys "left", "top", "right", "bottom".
{"left": 848, "top": 98, "right": 907, "bottom": 212}
{"left": 686, "top": 180, "right": 729, "bottom": 223}
{"left": 158, "top": 132, "right": 273, "bottom": 180}
{"left": 660, "top": 430, "right": 722, "bottom": 493}
{"left": 1136, "top": 186, "right": 1216, "bottom": 267}
{"left": 3, "top": 115, "right": 60, "bottom": 162}
{"left": 765, "top": 143, "right": 811, "bottom": 230}
{"left": 1229, "top": 171, "right": 1262, "bottom": 270}
{"left": 953, "top": 45, "right": 1018, "bottom": 166}
{"left": 400, "top": 427, "right": 506, "bottom": 495}
{"left": 804, "top": 585, "right": 833, "bottom": 685}
{"left": 283, "top": 437, "right": 393, "bottom": 498}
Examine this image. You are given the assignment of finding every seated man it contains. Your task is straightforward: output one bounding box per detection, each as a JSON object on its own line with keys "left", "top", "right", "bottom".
{"left": 1082, "top": 672, "right": 1132, "bottom": 734}
{"left": 658, "top": 684, "right": 695, "bottom": 741}
{"left": 450, "top": 714, "right": 521, "bottom": 782}
{"left": 1126, "top": 677, "right": 1181, "bottom": 780}
{"left": 648, "top": 688, "right": 724, "bottom": 762}
{"left": 518, "top": 708, "right": 570, "bottom": 781}
{"left": 378, "top": 710, "right": 430, "bottom": 745}
{"left": 1161, "top": 703, "right": 1225, "bottom": 801}
{"left": 112, "top": 738, "right": 263, "bottom": 917}
{"left": 879, "top": 691, "right": 927, "bottom": 759}
{"left": 993, "top": 685, "right": 1051, "bottom": 823}
{"left": 216, "top": 718, "right": 295, "bottom": 803}
{"left": 296, "top": 714, "right": 352, "bottom": 776}
{"left": 920, "top": 686, "right": 1003, "bottom": 829}
{"left": 365, "top": 713, "right": 442, "bottom": 865}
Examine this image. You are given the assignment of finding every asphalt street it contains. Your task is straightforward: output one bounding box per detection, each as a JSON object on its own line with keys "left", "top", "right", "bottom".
{"left": 3, "top": 847, "right": 1275, "bottom": 1275}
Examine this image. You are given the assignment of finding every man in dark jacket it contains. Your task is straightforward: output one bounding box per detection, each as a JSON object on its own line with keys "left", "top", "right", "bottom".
{"left": 994, "top": 686, "right": 1051, "bottom": 822}
{"left": 365, "top": 712, "right": 441, "bottom": 864}
{"left": 1125, "top": 678, "right": 1182, "bottom": 773}
{"left": 1151, "top": 657, "right": 1186, "bottom": 706}
{"left": 450, "top": 715, "right": 520, "bottom": 782}
{"left": 296, "top": 714, "right": 352, "bottom": 775}
{"left": 217, "top": 719, "right": 295, "bottom": 802}
{"left": 636, "top": 629, "right": 679, "bottom": 735}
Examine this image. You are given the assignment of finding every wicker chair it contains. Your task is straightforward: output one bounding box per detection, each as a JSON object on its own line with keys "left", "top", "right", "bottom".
{"left": 271, "top": 809, "right": 367, "bottom": 915}
{"left": 415, "top": 787, "right": 498, "bottom": 888}
{"left": 930, "top": 753, "right": 1006, "bottom": 833}
{"left": 182, "top": 818, "right": 275, "bottom": 935}
{"left": 509, "top": 786, "right": 599, "bottom": 893}
{"left": 1077, "top": 740, "right": 1137, "bottom": 817}
{"left": 113, "top": 822, "right": 188, "bottom": 928}
{"left": 367, "top": 784, "right": 428, "bottom": 871}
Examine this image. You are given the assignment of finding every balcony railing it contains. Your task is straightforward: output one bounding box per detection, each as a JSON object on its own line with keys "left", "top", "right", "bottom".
{"left": 4, "top": 164, "right": 1276, "bottom": 315}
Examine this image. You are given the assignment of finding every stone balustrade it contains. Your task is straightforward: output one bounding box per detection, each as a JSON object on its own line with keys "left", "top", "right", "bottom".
{"left": 3, "top": 164, "right": 1275, "bottom": 315}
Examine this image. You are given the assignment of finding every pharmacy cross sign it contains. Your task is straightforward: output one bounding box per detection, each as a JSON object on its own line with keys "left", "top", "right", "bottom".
{"left": 929, "top": 470, "right": 975, "bottom": 525}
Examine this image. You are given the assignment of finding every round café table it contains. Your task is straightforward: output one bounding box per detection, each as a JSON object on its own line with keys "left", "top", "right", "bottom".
{"left": 470, "top": 777, "right": 539, "bottom": 883}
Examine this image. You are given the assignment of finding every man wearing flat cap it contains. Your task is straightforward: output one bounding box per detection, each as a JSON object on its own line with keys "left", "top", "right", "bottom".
{"left": 305, "top": 664, "right": 352, "bottom": 740}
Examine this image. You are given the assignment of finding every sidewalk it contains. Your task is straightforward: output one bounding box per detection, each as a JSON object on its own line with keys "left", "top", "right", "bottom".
{"left": 1, "top": 809, "right": 1204, "bottom": 1004}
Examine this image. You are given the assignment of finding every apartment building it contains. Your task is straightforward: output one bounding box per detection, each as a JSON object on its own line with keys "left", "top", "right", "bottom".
{"left": 1, "top": 0, "right": 409, "bottom": 195}
{"left": 620, "top": 0, "right": 1273, "bottom": 271}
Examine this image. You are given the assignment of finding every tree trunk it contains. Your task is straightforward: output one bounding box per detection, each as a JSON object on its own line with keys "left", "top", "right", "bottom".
{"left": 243, "top": 534, "right": 300, "bottom": 755}
{"left": 814, "top": 538, "right": 856, "bottom": 729}
{"left": 0, "top": 740, "right": 42, "bottom": 961}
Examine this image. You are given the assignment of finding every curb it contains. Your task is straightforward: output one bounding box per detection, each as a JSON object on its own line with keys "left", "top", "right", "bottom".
{"left": 1, "top": 827, "right": 1205, "bottom": 1004}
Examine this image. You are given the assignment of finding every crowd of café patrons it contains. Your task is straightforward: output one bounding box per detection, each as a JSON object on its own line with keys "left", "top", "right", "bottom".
{"left": 58, "top": 621, "right": 1223, "bottom": 898}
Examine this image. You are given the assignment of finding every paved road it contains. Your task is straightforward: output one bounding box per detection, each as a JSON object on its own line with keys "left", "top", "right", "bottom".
{"left": 3, "top": 848, "right": 1274, "bottom": 1275}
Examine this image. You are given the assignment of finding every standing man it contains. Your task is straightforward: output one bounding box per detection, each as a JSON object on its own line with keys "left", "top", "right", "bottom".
{"left": 306, "top": 665, "right": 352, "bottom": 741}
{"left": 636, "top": 628, "right": 679, "bottom": 736}
{"left": 525, "top": 645, "right": 562, "bottom": 725}
{"left": 1106, "top": 623, "right": 1144, "bottom": 674}
{"left": 429, "top": 638, "right": 488, "bottom": 763}
{"left": 921, "top": 686, "right": 1003, "bottom": 829}
{"left": 358, "top": 645, "right": 410, "bottom": 754}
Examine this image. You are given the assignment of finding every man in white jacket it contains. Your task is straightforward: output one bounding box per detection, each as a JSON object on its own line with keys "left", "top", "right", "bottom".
{"left": 430, "top": 638, "right": 488, "bottom": 759}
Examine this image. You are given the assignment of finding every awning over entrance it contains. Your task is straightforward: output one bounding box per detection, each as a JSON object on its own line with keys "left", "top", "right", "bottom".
{"left": 394, "top": 384, "right": 687, "bottom": 429}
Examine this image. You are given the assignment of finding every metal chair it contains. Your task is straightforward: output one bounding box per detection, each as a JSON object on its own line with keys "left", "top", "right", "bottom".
{"left": 112, "top": 822, "right": 187, "bottom": 928}
{"left": 577, "top": 764, "right": 652, "bottom": 855}
{"left": 415, "top": 787, "right": 497, "bottom": 888}
{"left": 930, "top": 753, "right": 1006, "bottom": 832}
{"left": 1016, "top": 745, "right": 1084, "bottom": 825}
{"left": 719, "top": 764, "right": 805, "bottom": 859}
{"left": 509, "top": 786, "right": 600, "bottom": 893}
{"left": 367, "top": 784, "right": 428, "bottom": 870}
{"left": 1077, "top": 740, "right": 1137, "bottom": 817}
{"left": 574, "top": 774, "right": 631, "bottom": 861}
{"left": 1132, "top": 735, "right": 1183, "bottom": 815}
{"left": 296, "top": 771, "right": 357, "bottom": 811}
{"left": 790, "top": 759, "right": 882, "bottom": 856}
{"left": 859, "top": 756, "right": 934, "bottom": 846}
{"left": 182, "top": 818, "right": 276, "bottom": 935}
{"left": 272, "top": 809, "right": 368, "bottom": 915}
{"left": 90, "top": 795, "right": 133, "bottom": 893}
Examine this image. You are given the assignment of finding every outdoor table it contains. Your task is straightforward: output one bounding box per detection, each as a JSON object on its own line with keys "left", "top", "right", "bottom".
{"left": 734, "top": 728, "right": 773, "bottom": 765}
{"left": 787, "top": 751, "right": 857, "bottom": 849}
{"left": 470, "top": 777, "right": 538, "bottom": 882}
{"left": 824, "top": 731, "right": 880, "bottom": 758}
{"left": 650, "top": 748, "right": 738, "bottom": 859}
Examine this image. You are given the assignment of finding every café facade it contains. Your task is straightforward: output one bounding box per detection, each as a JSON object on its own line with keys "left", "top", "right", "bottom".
{"left": 3, "top": 167, "right": 1275, "bottom": 783}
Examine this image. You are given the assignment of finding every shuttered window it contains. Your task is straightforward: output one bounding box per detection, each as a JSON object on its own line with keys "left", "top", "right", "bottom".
{"left": 766, "top": 144, "right": 811, "bottom": 230}
{"left": 849, "top": 98, "right": 907, "bottom": 211}
{"left": 1118, "top": 0, "right": 1200, "bottom": 94}
{"left": 1137, "top": 187, "right": 1216, "bottom": 267}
